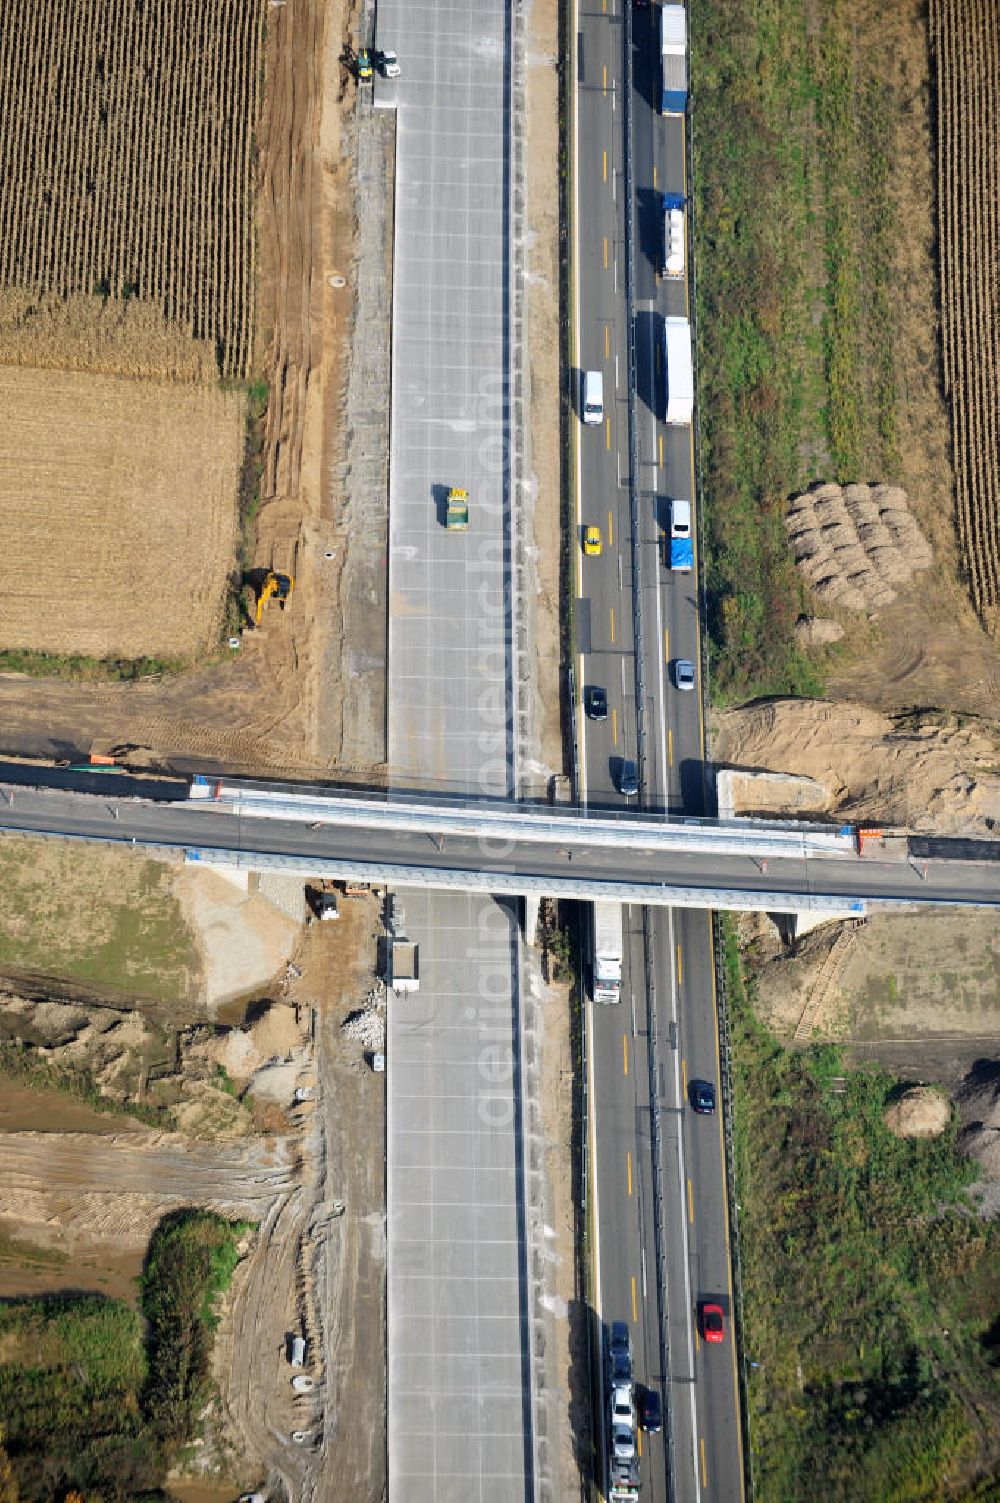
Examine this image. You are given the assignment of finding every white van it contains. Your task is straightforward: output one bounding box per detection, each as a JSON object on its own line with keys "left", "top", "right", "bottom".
{"left": 670, "top": 499, "right": 691, "bottom": 539}
{"left": 582, "top": 369, "right": 604, "bottom": 425}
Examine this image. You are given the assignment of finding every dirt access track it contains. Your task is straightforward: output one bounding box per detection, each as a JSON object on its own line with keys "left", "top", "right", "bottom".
{"left": 0, "top": 0, "right": 365, "bottom": 781}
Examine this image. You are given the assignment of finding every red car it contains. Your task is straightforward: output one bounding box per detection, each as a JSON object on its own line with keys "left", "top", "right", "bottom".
{"left": 699, "top": 1303, "right": 725, "bottom": 1344}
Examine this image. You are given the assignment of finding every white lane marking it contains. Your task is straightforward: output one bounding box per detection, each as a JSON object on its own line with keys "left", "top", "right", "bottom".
{"left": 668, "top": 910, "right": 702, "bottom": 1503}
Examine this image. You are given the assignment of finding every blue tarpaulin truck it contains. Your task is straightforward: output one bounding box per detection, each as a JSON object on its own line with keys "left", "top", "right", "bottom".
{"left": 669, "top": 498, "right": 693, "bottom": 572}
{"left": 660, "top": 5, "right": 687, "bottom": 116}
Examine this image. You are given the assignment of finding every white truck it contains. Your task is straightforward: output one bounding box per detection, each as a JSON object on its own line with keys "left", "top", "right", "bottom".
{"left": 592, "top": 901, "right": 623, "bottom": 1005}
{"left": 659, "top": 4, "right": 688, "bottom": 117}
{"left": 388, "top": 937, "right": 419, "bottom": 993}
{"left": 663, "top": 316, "right": 694, "bottom": 425}
{"left": 661, "top": 192, "right": 686, "bottom": 279}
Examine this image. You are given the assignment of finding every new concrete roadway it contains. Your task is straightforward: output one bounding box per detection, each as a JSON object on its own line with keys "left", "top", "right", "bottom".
{"left": 372, "top": 0, "right": 534, "bottom": 1495}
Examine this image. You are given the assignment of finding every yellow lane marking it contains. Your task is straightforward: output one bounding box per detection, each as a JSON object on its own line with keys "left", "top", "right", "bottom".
{"left": 700, "top": 1437, "right": 708, "bottom": 1488}
{"left": 627, "top": 1151, "right": 633, "bottom": 1196}
{"left": 603, "top": 149, "right": 607, "bottom": 183}
{"left": 668, "top": 727, "right": 673, "bottom": 766}
{"left": 631, "top": 1275, "right": 638, "bottom": 1322}
{"left": 676, "top": 943, "right": 683, "bottom": 985}
{"left": 612, "top": 707, "right": 618, "bottom": 746}
{"left": 603, "top": 235, "right": 608, "bottom": 270}
{"left": 658, "top": 432, "right": 664, "bottom": 467}
{"left": 608, "top": 509, "right": 613, "bottom": 547}
{"left": 653, "top": 163, "right": 658, "bottom": 189}
{"left": 682, "top": 1057, "right": 687, "bottom": 1095}
{"left": 603, "top": 64, "right": 607, "bottom": 98}
{"left": 638, "top": 1429, "right": 643, "bottom": 1458}
{"left": 610, "top": 607, "right": 616, "bottom": 643}
{"left": 605, "top": 417, "right": 611, "bottom": 450}
{"left": 687, "top": 1177, "right": 695, "bottom": 1224}
{"left": 623, "top": 1033, "right": 628, "bottom": 1075}
{"left": 604, "top": 324, "right": 610, "bottom": 358}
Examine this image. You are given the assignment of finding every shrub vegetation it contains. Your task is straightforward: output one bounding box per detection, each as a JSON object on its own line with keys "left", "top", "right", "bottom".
{"left": 0, "top": 1212, "right": 246, "bottom": 1500}
{"left": 725, "top": 922, "right": 1000, "bottom": 1499}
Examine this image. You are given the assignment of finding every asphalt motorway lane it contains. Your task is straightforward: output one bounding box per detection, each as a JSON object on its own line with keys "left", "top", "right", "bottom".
{"left": 574, "top": 0, "right": 745, "bottom": 1498}
{"left": 591, "top": 910, "right": 668, "bottom": 1503}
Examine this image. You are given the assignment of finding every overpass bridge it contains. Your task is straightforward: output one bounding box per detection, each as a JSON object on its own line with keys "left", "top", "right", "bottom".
{"left": 0, "top": 773, "right": 998, "bottom": 914}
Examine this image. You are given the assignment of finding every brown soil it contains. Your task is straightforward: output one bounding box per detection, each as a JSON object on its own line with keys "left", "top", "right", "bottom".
{"left": 0, "top": 1217, "right": 143, "bottom": 1304}
{"left": 0, "top": 1080, "right": 142, "bottom": 1136}
{"left": 524, "top": 0, "right": 565, "bottom": 788}
{"left": 714, "top": 698, "right": 1000, "bottom": 834}
{"left": 883, "top": 1085, "right": 951, "bottom": 1138}
{"left": 213, "top": 887, "right": 385, "bottom": 1502}
{"left": 0, "top": 367, "right": 243, "bottom": 659}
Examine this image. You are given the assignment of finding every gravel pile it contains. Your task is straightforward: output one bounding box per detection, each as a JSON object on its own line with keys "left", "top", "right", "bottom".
{"left": 341, "top": 1007, "right": 386, "bottom": 1051}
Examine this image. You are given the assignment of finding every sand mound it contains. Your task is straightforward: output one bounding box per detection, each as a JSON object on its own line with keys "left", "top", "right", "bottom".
{"left": 794, "top": 616, "right": 845, "bottom": 647}
{"left": 713, "top": 698, "right": 1000, "bottom": 834}
{"left": 247, "top": 1002, "right": 303, "bottom": 1060}
{"left": 884, "top": 1085, "right": 951, "bottom": 1138}
{"left": 246, "top": 1060, "right": 301, "bottom": 1103}
{"left": 785, "top": 481, "right": 931, "bottom": 614}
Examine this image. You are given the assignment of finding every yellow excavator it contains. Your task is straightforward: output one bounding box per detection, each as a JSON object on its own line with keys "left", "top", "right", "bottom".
{"left": 255, "top": 570, "right": 294, "bottom": 627}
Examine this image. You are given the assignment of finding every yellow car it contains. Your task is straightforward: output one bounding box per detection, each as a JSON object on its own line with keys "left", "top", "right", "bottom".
{"left": 583, "top": 524, "right": 602, "bottom": 557}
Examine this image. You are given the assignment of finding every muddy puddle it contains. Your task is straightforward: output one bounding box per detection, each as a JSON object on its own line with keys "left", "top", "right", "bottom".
{"left": 0, "top": 1079, "right": 140, "bottom": 1134}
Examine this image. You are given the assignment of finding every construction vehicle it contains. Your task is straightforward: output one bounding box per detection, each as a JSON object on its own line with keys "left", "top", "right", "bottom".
{"left": 446, "top": 487, "right": 469, "bottom": 530}
{"left": 357, "top": 48, "right": 373, "bottom": 81}
{"left": 307, "top": 881, "right": 339, "bottom": 922}
{"left": 255, "top": 570, "right": 294, "bottom": 626}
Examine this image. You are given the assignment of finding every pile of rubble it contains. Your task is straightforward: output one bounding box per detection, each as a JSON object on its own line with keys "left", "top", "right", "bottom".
{"left": 340, "top": 986, "right": 386, "bottom": 1051}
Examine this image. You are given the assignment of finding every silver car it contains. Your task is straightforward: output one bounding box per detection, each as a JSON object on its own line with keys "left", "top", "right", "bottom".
{"left": 674, "top": 658, "right": 695, "bottom": 691}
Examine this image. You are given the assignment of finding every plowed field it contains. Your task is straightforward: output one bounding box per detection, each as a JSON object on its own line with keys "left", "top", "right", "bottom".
{"left": 931, "top": 0, "right": 1000, "bottom": 632}
{"left": 0, "top": 367, "right": 243, "bottom": 659}
{"left": 0, "top": 0, "right": 264, "bottom": 379}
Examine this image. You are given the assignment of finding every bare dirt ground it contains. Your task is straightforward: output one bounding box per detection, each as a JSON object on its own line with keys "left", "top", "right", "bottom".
{"left": 212, "top": 888, "right": 386, "bottom": 1502}
{"left": 0, "top": 836, "right": 302, "bottom": 1010}
{"left": 524, "top": 0, "right": 565, "bottom": 787}
{"left": 0, "top": 368, "right": 243, "bottom": 660}
{"left": 713, "top": 698, "right": 1000, "bottom": 835}
{"left": 533, "top": 961, "right": 589, "bottom": 1499}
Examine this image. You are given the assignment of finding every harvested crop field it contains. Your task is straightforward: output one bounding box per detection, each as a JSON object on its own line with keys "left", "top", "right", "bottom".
{"left": 931, "top": 0, "right": 1000, "bottom": 633}
{"left": 0, "top": 367, "right": 243, "bottom": 658}
{"left": 0, "top": 0, "right": 264, "bottom": 379}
